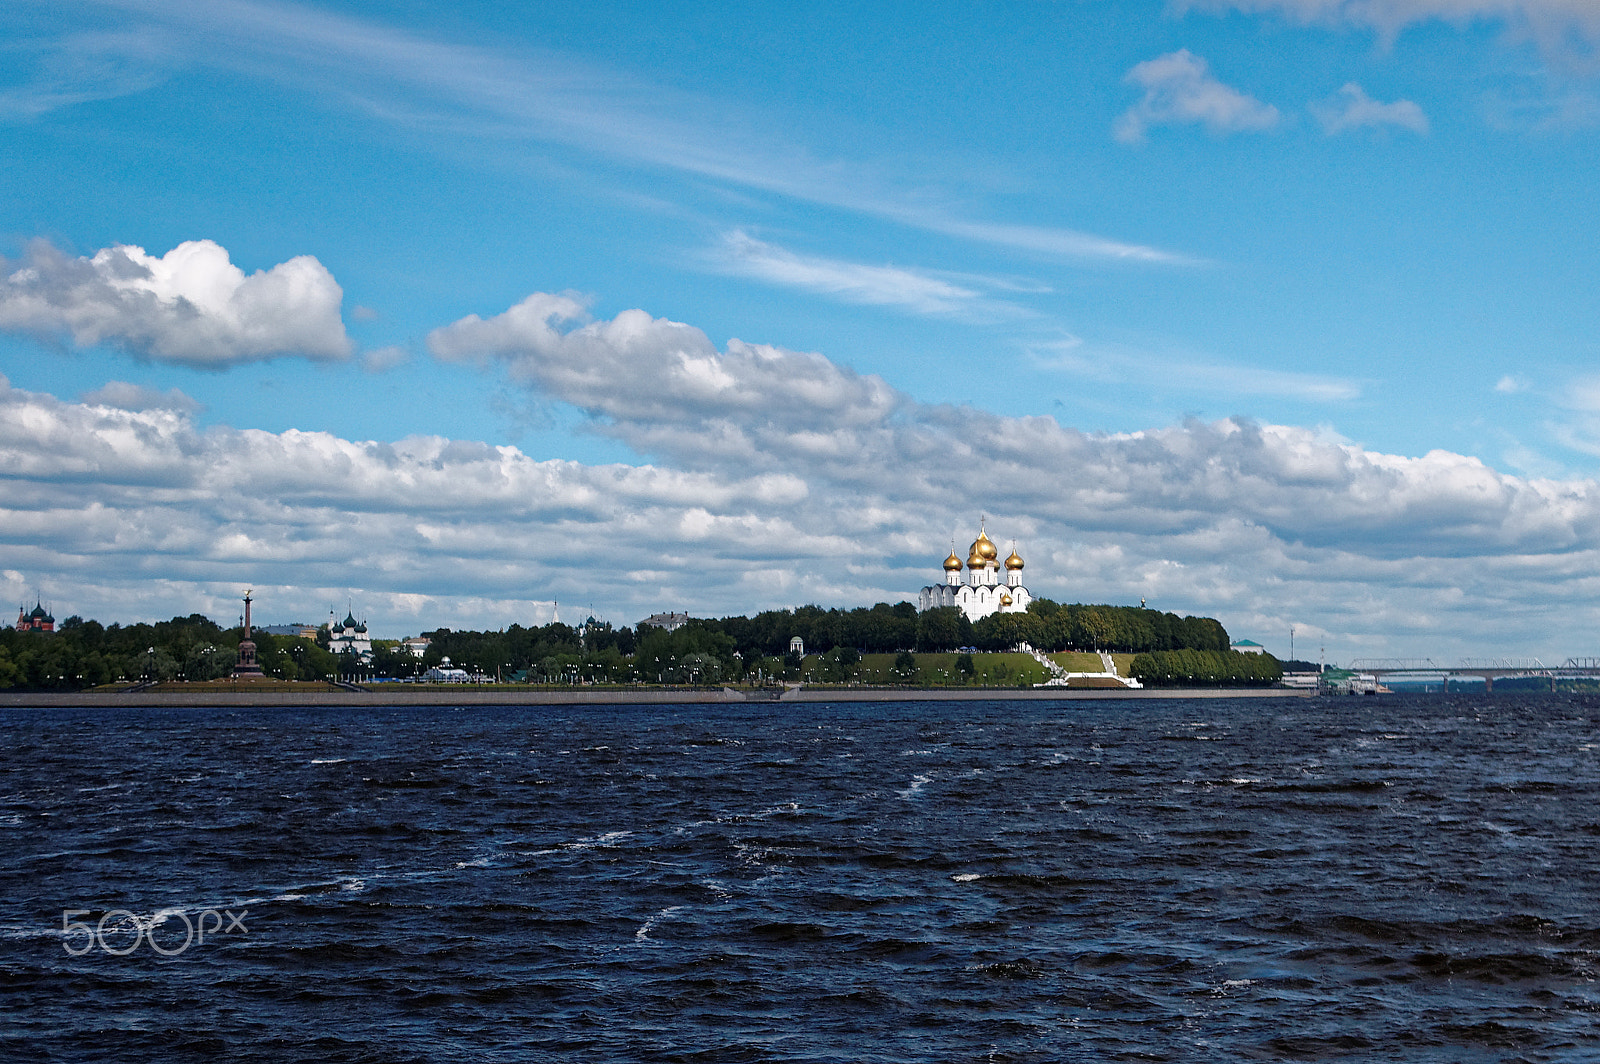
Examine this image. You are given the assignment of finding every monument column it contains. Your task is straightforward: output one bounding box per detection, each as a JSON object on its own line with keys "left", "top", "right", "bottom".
{"left": 234, "top": 589, "right": 264, "bottom": 678}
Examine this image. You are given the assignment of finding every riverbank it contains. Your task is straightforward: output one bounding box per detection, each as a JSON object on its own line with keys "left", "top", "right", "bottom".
{"left": 0, "top": 684, "right": 1313, "bottom": 708}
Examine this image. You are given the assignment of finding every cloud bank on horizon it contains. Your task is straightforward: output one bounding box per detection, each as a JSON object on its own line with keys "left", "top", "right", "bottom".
{"left": 5, "top": 287, "right": 1600, "bottom": 660}
{"left": 4, "top": 0, "right": 1600, "bottom": 660}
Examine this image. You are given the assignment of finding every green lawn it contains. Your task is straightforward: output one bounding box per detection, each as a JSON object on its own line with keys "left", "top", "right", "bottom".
{"left": 1045, "top": 651, "right": 1136, "bottom": 674}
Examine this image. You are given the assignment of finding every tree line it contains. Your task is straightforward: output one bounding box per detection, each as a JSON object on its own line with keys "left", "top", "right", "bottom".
{"left": 0, "top": 615, "right": 338, "bottom": 689}
{"left": 1128, "top": 649, "right": 1282, "bottom": 686}
{"left": 0, "top": 598, "right": 1254, "bottom": 689}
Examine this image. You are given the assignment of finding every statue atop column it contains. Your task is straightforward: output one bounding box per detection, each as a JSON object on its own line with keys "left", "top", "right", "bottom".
{"left": 234, "top": 589, "right": 265, "bottom": 678}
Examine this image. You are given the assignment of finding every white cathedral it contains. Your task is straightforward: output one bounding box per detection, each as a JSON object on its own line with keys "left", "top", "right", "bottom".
{"left": 917, "top": 524, "right": 1032, "bottom": 622}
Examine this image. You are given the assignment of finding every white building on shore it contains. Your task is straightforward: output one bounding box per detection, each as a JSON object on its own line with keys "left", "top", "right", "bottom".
{"left": 917, "top": 524, "right": 1033, "bottom": 623}
{"left": 328, "top": 609, "right": 372, "bottom": 661}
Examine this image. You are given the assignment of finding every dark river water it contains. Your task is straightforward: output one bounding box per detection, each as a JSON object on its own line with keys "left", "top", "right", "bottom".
{"left": 3, "top": 696, "right": 1598, "bottom": 1062}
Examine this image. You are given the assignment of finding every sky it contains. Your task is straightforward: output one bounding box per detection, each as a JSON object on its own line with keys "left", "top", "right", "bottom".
{"left": 3, "top": 0, "right": 1600, "bottom": 662}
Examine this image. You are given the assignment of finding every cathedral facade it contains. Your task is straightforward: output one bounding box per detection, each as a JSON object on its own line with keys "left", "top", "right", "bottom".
{"left": 917, "top": 525, "right": 1032, "bottom": 623}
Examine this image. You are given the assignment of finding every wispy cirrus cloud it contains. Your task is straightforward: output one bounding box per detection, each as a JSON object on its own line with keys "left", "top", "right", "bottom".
{"left": 0, "top": 27, "right": 170, "bottom": 119}
{"left": 1115, "top": 50, "right": 1281, "bottom": 144}
{"left": 711, "top": 231, "right": 1037, "bottom": 320}
{"left": 1312, "top": 82, "right": 1429, "bottom": 133}
{"left": 43, "top": 0, "right": 1185, "bottom": 266}
{"left": 1027, "top": 336, "right": 1362, "bottom": 404}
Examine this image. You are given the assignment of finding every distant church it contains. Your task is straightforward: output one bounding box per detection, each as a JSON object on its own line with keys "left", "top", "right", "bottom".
{"left": 917, "top": 523, "right": 1032, "bottom": 623}
{"left": 15, "top": 598, "right": 55, "bottom": 630}
{"left": 15, "top": 600, "right": 55, "bottom": 633}
{"left": 328, "top": 609, "right": 372, "bottom": 661}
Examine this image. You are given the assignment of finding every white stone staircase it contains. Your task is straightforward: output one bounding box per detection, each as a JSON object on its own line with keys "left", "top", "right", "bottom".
{"left": 1022, "top": 643, "right": 1142, "bottom": 689}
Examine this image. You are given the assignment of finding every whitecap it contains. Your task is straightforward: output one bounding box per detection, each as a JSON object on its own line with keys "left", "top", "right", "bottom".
{"left": 952, "top": 873, "right": 981, "bottom": 882}
{"left": 634, "top": 905, "right": 684, "bottom": 941}
{"left": 897, "top": 774, "right": 932, "bottom": 799}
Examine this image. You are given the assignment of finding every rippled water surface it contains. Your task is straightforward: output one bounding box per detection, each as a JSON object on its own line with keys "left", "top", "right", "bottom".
{"left": 4, "top": 696, "right": 1599, "bottom": 1061}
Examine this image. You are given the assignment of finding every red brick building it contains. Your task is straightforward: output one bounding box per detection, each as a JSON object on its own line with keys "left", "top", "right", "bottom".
{"left": 15, "top": 601, "right": 55, "bottom": 633}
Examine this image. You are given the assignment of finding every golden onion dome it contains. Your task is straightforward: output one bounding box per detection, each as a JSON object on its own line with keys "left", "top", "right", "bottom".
{"left": 1000, "top": 592, "right": 1013, "bottom": 607}
{"left": 1005, "top": 549, "right": 1024, "bottom": 571}
{"left": 943, "top": 550, "right": 963, "bottom": 572}
{"left": 969, "top": 530, "right": 998, "bottom": 566}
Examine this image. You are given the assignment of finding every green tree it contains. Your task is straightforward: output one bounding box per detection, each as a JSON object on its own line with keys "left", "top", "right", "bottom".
{"left": 955, "top": 652, "right": 975, "bottom": 682}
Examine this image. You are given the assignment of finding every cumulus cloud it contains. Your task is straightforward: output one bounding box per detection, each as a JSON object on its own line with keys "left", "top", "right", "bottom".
{"left": 1115, "top": 50, "right": 1281, "bottom": 144}
{"left": 1312, "top": 82, "right": 1430, "bottom": 133}
{"left": 427, "top": 293, "right": 901, "bottom": 461}
{"left": 0, "top": 238, "right": 352, "bottom": 366}
{"left": 11, "top": 298, "right": 1600, "bottom": 657}
{"left": 80, "top": 380, "right": 202, "bottom": 413}
{"left": 426, "top": 293, "right": 1600, "bottom": 657}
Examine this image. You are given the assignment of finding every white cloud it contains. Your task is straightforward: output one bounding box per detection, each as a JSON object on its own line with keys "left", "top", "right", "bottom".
{"left": 0, "top": 27, "right": 170, "bottom": 120}
{"left": 1115, "top": 50, "right": 1282, "bottom": 144}
{"left": 0, "top": 238, "right": 352, "bottom": 366}
{"left": 1494, "top": 374, "right": 1529, "bottom": 393}
{"left": 1185, "top": 0, "right": 1600, "bottom": 58}
{"left": 1312, "top": 83, "right": 1430, "bottom": 134}
{"left": 361, "top": 345, "right": 410, "bottom": 373}
{"left": 80, "top": 380, "right": 202, "bottom": 413}
{"left": 1484, "top": 83, "right": 1600, "bottom": 131}
{"left": 1028, "top": 338, "right": 1361, "bottom": 403}
{"left": 427, "top": 293, "right": 901, "bottom": 454}
{"left": 712, "top": 231, "right": 1029, "bottom": 320}
{"left": 1565, "top": 376, "right": 1600, "bottom": 411}
{"left": 11, "top": 297, "right": 1600, "bottom": 658}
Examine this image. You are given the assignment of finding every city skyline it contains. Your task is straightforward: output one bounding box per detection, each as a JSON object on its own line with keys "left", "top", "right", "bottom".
{"left": 4, "top": 0, "right": 1600, "bottom": 660}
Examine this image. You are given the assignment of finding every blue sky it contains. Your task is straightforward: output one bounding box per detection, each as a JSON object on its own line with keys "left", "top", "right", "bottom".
{"left": 4, "top": 0, "right": 1600, "bottom": 661}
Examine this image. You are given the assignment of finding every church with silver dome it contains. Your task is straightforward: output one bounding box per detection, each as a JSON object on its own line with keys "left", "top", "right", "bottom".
{"left": 917, "top": 523, "right": 1032, "bottom": 623}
